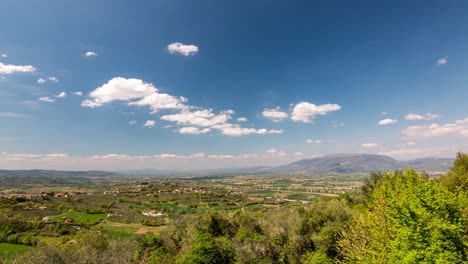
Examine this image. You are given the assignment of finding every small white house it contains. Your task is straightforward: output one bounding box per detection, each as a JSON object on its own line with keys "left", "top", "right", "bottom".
{"left": 142, "top": 210, "right": 166, "bottom": 217}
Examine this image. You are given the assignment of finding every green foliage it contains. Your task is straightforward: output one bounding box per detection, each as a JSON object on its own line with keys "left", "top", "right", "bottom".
{"left": 135, "top": 234, "right": 172, "bottom": 264}
{"left": 339, "top": 169, "right": 467, "bottom": 263}
{"left": 304, "top": 250, "right": 333, "bottom": 264}
{"left": 10, "top": 238, "right": 136, "bottom": 264}
{"left": 439, "top": 152, "right": 468, "bottom": 192}
{"left": 73, "top": 230, "right": 109, "bottom": 252}
{"left": 298, "top": 199, "right": 353, "bottom": 261}
{"left": 177, "top": 231, "right": 234, "bottom": 264}
{"left": 361, "top": 172, "right": 385, "bottom": 201}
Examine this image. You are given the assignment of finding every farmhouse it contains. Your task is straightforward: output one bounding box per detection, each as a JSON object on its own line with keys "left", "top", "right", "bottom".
{"left": 142, "top": 210, "right": 166, "bottom": 217}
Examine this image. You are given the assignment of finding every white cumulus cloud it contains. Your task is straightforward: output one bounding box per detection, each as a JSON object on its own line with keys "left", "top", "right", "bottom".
{"left": 179, "top": 127, "right": 211, "bottom": 134}
{"left": 167, "top": 42, "right": 199, "bottom": 56}
{"left": 128, "top": 92, "right": 187, "bottom": 113}
{"left": 144, "top": 120, "right": 156, "bottom": 128}
{"left": 237, "top": 117, "right": 248, "bottom": 122}
{"left": 291, "top": 102, "right": 341, "bottom": 123}
{"left": 0, "top": 62, "right": 36, "bottom": 74}
{"left": 161, "top": 109, "right": 230, "bottom": 127}
{"left": 83, "top": 77, "right": 286, "bottom": 137}
{"left": 37, "top": 78, "right": 46, "bottom": 84}
{"left": 82, "top": 77, "right": 186, "bottom": 113}
{"left": 262, "top": 107, "right": 288, "bottom": 122}
{"left": 402, "top": 118, "right": 468, "bottom": 139}
{"left": 72, "top": 91, "right": 83, "bottom": 96}
{"left": 82, "top": 77, "right": 157, "bottom": 107}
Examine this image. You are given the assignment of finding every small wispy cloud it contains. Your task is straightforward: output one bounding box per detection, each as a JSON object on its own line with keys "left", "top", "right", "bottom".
{"left": 167, "top": 42, "right": 199, "bottom": 56}
{"left": 72, "top": 91, "right": 83, "bottom": 96}
{"left": 437, "top": 56, "right": 448, "bottom": 65}
{"left": 38, "top": 92, "right": 66, "bottom": 103}
{"left": 0, "top": 112, "right": 31, "bottom": 118}
{"left": 361, "top": 143, "right": 378, "bottom": 149}
{"left": 405, "top": 113, "right": 440, "bottom": 121}
{"left": 38, "top": 96, "right": 56, "bottom": 103}
{"left": 378, "top": 118, "right": 398, "bottom": 125}
{"left": 1, "top": 53, "right": 7, "bottom": 58}
{"left": 83, "top": 51, "right": 98, "bottom": 57}
{"left": 330, "top": 120, "right": 344, "bottom": 128}
{"left": 37, "top": 77, "right": 59, "bottom": 83}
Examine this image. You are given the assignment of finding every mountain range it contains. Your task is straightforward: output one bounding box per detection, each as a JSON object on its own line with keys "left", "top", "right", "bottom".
{"left": 271, "top": 154, "right": 454, "bottom": 174}
{"left": 0, "top": 154, "right": 455, "bottom": 177}
{"left": 0, "top": 169, "right": 117, "bottom": 178}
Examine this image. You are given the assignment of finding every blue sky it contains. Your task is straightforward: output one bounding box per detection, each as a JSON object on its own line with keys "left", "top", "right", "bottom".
{"left": 1, "top": 0, "right": 467, "bottom": 170}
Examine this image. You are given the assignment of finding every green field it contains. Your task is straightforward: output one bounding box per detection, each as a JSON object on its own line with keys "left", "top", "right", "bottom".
{"left": 0, "top": 243, "right": 32, "bottom": 260}
{"left": 94, "top": 221, "right": 139, "bottom": 239}
{"left": 51, "top": 211, "right": 106, "bottom": 225}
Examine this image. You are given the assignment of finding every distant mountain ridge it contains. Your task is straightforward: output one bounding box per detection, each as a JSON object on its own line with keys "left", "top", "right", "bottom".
{"left": 0, "top": 154, "right": 455, "bottom": 176}
{"left": 272, "top": 154, "right": 454, "bottom": 174}
{"left": 0, "top": 169, "right": 117, "bottom": 177}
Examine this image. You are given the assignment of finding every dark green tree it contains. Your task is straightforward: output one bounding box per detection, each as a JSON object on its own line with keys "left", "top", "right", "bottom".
{"left": 439, "top": 152, "right": 468, "bottom": 192}
{"left": 361, "top": 172, "right": 385, "bottom": 201}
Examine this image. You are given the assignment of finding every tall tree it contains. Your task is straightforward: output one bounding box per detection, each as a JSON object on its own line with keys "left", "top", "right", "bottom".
{"left": 439, "top": 152, "right": 468, "bottom": 192}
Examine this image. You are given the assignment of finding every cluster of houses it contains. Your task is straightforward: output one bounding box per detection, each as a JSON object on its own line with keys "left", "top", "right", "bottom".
{"left": 52, "top": 191, "right": 88, "bottom": 198}
{"left": 103, "top": 187, "right": 210, "bottom": 195}
{"left": 0, "top": 191, "right": 89, "bottom": 200}
{"left": 24, "top": 205, "right": 48, "bottom": 210}
{"left": 41, "top": 216, "right": 75, "bottom": 224}
{"left": 0, "top": 193, "right": 47, "bottom": 200}
{"left": 157, "top": 187, "right": 209, "bottom": 194}
{"left": 103, "top": 189, "right": 142, "bottom": 195}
